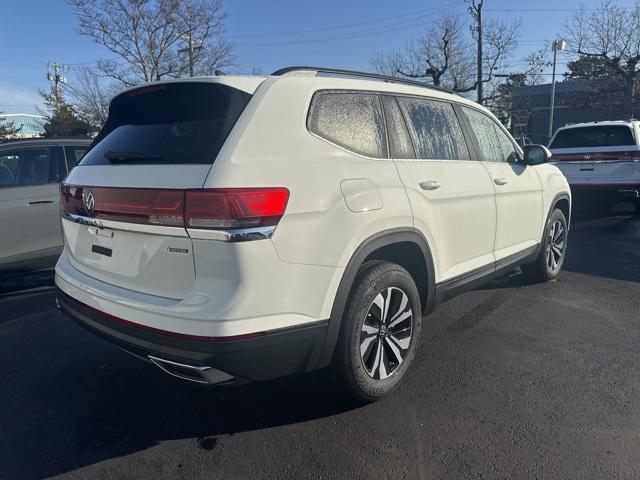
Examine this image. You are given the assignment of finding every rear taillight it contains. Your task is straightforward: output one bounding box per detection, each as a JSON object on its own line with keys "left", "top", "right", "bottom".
{"left": 61, "top": 185, "right": 185, "bottom": 226}
{"left": 185, "top": 188, "right": 289, "bottom": 229}
{"left": 61, "top": 185, "right": 289, "bottom": 231}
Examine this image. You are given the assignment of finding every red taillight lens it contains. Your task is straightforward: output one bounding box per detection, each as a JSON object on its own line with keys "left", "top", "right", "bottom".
{"left": 61, "top": 185, "right": 289, "bottom": 231}
{"left": 185, "top": 188, "right": 289, "bottom": 229}
{"left": 97, "top": 188, "right": 185, "bottom": 226}
{"left": 61, "top": 185, "right": 185, "bottom": 226}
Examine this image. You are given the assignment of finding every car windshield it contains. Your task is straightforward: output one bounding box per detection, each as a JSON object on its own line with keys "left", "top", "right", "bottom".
{"left": 550, "top": 125, "right": 636, "bottom": 148}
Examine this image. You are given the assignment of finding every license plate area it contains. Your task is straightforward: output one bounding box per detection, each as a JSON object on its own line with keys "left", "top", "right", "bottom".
{"left": 91, "top": 244, "right": 112, "bottom": 257}
{"left": 88, "top": 226, "right": 115, "bottom": 258}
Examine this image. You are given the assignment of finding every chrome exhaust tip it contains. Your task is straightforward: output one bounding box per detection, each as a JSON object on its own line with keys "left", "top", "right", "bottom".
{"left": 148, "top": 356, "right": 235, "bottom": 385}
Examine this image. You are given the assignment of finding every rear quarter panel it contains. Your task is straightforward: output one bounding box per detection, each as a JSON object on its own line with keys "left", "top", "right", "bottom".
{"left": 203, "top": 77, "right": 415, "bottom": 269}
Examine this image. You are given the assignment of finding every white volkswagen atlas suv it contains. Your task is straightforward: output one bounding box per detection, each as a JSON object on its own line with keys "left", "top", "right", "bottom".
{"left": 549, "top": 120, "right": 640, "bottom": 212}
{"left": 55, "top": 67, "right": 571, "bottom": 401}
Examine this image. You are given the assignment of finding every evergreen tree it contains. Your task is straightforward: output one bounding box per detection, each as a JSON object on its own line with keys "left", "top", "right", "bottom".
{"left": 40, "top": 88, "right": 93, "bottom": 138}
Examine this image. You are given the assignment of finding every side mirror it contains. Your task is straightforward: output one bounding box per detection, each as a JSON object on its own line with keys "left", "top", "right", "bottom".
{"left": 522, "top": 144, "right": 552, "bottom": 166}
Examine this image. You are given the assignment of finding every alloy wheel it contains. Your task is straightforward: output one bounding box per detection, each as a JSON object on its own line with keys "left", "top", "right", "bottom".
{"left": 546, "top": 220, "right": 565, "bottom": 271}
{"left": 359, "top": 287, "right": 413, "bottom": 380}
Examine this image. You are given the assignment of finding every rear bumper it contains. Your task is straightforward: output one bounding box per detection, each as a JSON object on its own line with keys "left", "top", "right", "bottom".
{"left": 570, "top": 183, "right": 640, "bottom": 200}
{"left": 56, "top": 288, "right": 328, "bottom": 383}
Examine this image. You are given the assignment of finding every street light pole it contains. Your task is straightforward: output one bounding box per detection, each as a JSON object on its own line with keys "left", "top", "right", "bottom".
{"left": 548, "top": 39, "right": 566, "bottom": 141}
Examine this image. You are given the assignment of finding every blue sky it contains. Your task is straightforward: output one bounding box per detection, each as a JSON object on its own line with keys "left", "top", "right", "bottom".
{"left": 0, "top": 0, "right": 613, "bottom": 114}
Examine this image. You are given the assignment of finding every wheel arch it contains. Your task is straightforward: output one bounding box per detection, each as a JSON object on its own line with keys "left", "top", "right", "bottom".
{"left": 315, "top": 228, "right": 436, "bottom": 369}
{"left": 544, "top": 192, "right": 571, "bottom": 241}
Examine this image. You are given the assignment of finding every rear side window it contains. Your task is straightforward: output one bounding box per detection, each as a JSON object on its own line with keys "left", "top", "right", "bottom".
{"left": 382, "top": 96, "right": 415, "bottom": 159}
{"left": 462, "top": 107, "right": 518, "bottom": 163}
{"left": 64, "top": 145, "right": 88, "bottom": 169}
{"left": 308, "top": 92, "right": 388, "bottom": 158}
{"left": 397, "top": 97, "right": 470, "bottom": 160}
{"left": 550, "top": 126, "right": 636, "bottom": 148}
{"left": 0, "top": 147, "right": 62, "bottom": 188}
{"left": 80, "top": 82, "right": 252, "bottom": 166}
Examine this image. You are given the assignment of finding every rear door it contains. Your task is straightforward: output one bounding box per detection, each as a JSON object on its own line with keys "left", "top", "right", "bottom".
{"left": 0, "top": 145, "right": 66, "bottom": 266}
{"left": 389, "top": 95, "right": 497, "bottom": 282}
{"left": 61, "top": 81, "right": 253, "bottom": 299}
{"left": 549, "top": 125, "right": 639, "bottom": 184}
{"left": 460, "top": 106, "right": 543, "bottom": 262}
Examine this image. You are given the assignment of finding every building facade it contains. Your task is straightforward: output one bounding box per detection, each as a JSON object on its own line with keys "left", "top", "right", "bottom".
{"left": 511, "top": 81, "right": 626, "bottom": 145}
{"left": 0, "top": 114, "right": 45, "bottom": 139}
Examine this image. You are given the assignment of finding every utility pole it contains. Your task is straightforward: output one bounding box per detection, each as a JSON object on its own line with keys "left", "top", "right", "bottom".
{"left": 45, "top": 62, "right": 68, "bottom": 112}
{"left": 476, "top": 0, "right": 483, "bottom": 105}
{"left": 179, "top": 34, "right": 202, "bottom": 77}
{"left": 548, "top": 39, "right": 566, "bottom": 141}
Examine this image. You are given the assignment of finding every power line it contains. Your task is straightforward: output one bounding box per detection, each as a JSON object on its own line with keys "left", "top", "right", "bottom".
{"left": 487, "top": 6, "right": 634, "bottom": 12}
{"left": 229, "top": 2, "right": 465, "bottom": 39}
{"left": 235, "top": 5, "right": 467, "bottom": 48}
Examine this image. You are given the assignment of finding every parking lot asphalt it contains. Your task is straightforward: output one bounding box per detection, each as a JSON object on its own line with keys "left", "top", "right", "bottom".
{"left": 1, "top": 213, "right": 640, "bottom": 480}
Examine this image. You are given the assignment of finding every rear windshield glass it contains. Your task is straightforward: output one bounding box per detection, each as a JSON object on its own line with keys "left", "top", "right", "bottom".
{"left": 80, "top": 82, "right": 252, "bottom": 165}
{"left": 550, "top": 126, "right": 635, "bottom": 149}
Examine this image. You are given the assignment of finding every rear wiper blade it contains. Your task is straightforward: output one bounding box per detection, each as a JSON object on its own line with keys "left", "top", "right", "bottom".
{"left": 103, "top": 150, "right": 163, "bottom": 163}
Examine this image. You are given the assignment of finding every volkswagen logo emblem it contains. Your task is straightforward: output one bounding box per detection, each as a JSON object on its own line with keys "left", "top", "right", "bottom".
{"left": 584, "top": 153, "right": 592, "bottom": 160}
{"left": 83, "top": 190, "right": 96, "bottom": 216}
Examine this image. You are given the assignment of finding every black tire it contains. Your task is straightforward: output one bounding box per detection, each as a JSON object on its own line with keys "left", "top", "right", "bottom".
{"left": 522, "top": 208, "right": 568, "bottom": 282}
{"left": 332, "top": 261, "right": 422, "bottom": 402}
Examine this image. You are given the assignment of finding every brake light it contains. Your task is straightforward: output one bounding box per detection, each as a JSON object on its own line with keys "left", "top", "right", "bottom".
{"left": 61, "top": 185, "right": 289, "bottom": 230}
{"left": 185, "top": 188, "right": 289, "bottom": 229}
{"left": 61, "top": 185, "right": 184, "bottom": 226}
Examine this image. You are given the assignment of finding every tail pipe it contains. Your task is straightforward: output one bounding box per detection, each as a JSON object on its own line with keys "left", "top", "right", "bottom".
{"left": 148, "top": 356, "right": 235, "bottom": 385}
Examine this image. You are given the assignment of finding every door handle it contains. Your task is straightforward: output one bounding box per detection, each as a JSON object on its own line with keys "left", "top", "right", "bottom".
{"left": 419, "top": 180, "right": 441, "bottom": 191}
{"left": 28, "top": 199, "right": 55, "bottom": 205}
{"left": 493, "top": 178, "right": 508, "bottom": 186}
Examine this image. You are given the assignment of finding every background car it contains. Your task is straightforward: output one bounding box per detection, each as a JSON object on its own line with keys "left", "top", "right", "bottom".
{"left": 548, "top": 121, "right": 640, "bottom": 213}
{"left": 0, "top": 137, "right": 91, "bottom": 274}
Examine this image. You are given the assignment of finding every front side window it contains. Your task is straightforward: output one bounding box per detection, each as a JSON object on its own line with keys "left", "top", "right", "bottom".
{"left": 397, "top": 97, "right": 470, "bottom": 160}
{"left": 462, "top": 107, "right": 518, "bottom": 163}
{"left": 0, "top": 147, "right": 57, "bottom": 189}
{"left": 308, "top": 92, "right": 388, "bottom": 158}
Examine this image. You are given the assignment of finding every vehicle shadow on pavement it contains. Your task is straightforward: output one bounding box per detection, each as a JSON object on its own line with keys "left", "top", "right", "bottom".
{"left": 0, "top": 309, "right": 360, "bottom": 480}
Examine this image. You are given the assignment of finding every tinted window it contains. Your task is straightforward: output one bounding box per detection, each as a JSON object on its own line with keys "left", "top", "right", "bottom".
{"left": 462, "top": 107, "right": 518, "bottom": 163}
{"left": 64, "top": 145, "right": 89, "bottom": 169}
{"left": 81, "top": 83, "right": 252, "bottom": 166}
{"left": 0, "top": 147, "right": 58, "bottom": 189}
{"left": 550, "top": 126, "right": 636, "bottom": 148}
{"left": 308, "top": 92, "right": 388, "bottom": 158}
{"left": 397, "top": 97, "right": 469, "bottom": 160}
{"left": 383, "top": 96, "right": 415, "bottom": 159}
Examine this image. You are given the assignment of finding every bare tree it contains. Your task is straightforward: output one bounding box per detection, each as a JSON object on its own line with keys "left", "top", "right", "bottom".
{"left": 63, "top": 68, "right": 117, "bottom": 132}
{"left": 566, "top": 0, "right": 640, "bottom": 118}
{"left": 369, "top": 13, "right": 519, "bottom": 100}
{"left": 67, "top": 0, "right": 234, "bottom": 86}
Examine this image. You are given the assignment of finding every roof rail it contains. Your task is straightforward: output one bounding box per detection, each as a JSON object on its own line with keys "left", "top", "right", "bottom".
{"left": 271, "top": 66, "right": 456, "bottom": 95}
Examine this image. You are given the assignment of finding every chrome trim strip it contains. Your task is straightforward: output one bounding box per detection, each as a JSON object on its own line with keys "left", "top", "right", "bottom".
{"left": 187, "top": 225, "right": 276, "bottom": 242}
{"left": 148, "top": 356, "right": 235, "bottom": 385}
{"left": 62, "top": 212, "right": 189, "bottom": 237}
